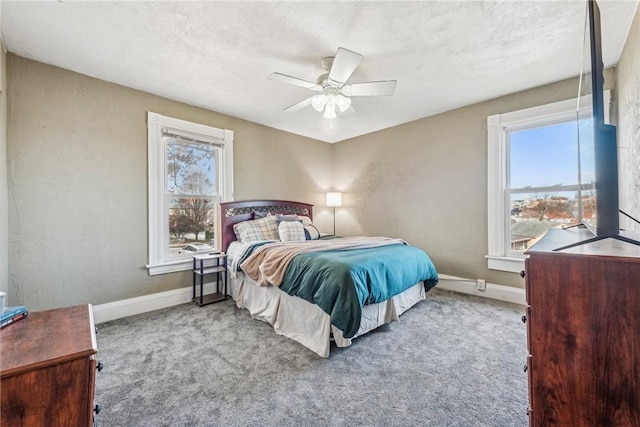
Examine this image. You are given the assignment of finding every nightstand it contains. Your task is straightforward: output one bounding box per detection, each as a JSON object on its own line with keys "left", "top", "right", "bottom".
{"left": 192, "top": 253, "right": 228, "bottom": 306}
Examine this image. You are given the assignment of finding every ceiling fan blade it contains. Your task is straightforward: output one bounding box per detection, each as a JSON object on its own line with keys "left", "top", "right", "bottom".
{"left": 284, "top": 96, "right": 314, "bottom": 112}
{"left": 328, "top": 47, "right": 363, "bottom": 85}
{"left": 341, "top": 80, "right": 397, "bottom": 97}
{"left": 268, "top": 73, "right": 322, "bottom": 91}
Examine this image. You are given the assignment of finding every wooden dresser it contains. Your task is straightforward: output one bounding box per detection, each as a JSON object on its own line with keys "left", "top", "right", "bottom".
{"left": 1, "top": 304, "right": 100, "bottom": 427}
{"left": 524, "top": 228, "right": 640, "bottom": 426}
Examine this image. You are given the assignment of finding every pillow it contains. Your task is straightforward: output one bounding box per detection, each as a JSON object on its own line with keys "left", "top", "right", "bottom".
{"left": 252, "top": 210, "right": 269, "bottom": 219}
{"left": 278, "top": 221, "right": 306, "bottom": 242}
{"left": 298, "top": 216, "right": 313, "bottom": 226}
{"left": 253, "top": 211, "right": 301, "bottom": 220}
{"left": 303, "top": 224, "right": 320, "bottom": 240}
{"left": 276, "top": 214, "right": 300, "bottom": 223}
{"left": 233, "top": 216, "right": 279, "bottom": 243}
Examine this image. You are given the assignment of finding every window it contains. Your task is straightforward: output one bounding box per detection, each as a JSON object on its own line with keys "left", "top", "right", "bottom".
{"left": 486, "top": 91, "right": 609, "bottom": 272}
{"left": 147, "top": 112, "right": 233, "bottom": 275}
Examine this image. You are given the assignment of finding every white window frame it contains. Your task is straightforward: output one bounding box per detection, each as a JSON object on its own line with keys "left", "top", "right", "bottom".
{"left": 486, "top": 91, "right": 610, "bottom": 273}
{"left": 146, "top": 112, "right": 234, "bottom": 275}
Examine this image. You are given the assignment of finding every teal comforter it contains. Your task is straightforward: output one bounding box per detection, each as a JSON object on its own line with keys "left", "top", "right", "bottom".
{"left": 241, "top": 240, "right": 438, "bottom": 338}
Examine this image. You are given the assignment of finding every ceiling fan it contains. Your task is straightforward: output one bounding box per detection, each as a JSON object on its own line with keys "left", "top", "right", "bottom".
{"left": 268, "top": 47, "right": 397, "bottom": 119}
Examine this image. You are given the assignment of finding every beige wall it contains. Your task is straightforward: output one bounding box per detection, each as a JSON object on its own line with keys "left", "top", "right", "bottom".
{"left": 7, "top": 55, "right": 332, "bottom": 311}
{"left": 617, "top": 4, "right": 640, "bottom": 234}
{"left": 333, "top": 75, "right": 616, "bottom": 288}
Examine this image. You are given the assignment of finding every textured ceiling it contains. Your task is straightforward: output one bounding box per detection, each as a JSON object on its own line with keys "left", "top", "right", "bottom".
{"left": 2, "top": 1, "right": 638, "bottom": 143}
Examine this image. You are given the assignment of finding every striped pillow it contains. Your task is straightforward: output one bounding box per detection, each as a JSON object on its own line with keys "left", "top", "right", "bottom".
{"left": 303, "top": 224, "right": 320, "bottom": 240}
{"left": 233, "top": 216, "right": 279, "bottom": 243}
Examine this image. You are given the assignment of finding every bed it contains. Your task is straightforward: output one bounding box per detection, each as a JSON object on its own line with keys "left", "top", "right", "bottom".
{"left": 220, "top": 199, "right": 439, "bottom": 357}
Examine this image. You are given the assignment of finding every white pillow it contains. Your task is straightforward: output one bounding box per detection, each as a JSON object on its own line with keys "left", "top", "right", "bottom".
{"left": 278, "top": 221, "right": 306, "bottom": 242}
{"left": 304, "top": 224, "right": 320, "bottom": 240}
{"left": 298, "top": 216, "right": 313, "bottom": 226}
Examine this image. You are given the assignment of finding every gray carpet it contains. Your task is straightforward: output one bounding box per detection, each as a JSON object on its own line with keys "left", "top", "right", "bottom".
{"left": 94, "top": 288, "right": 529, "bottom": 427}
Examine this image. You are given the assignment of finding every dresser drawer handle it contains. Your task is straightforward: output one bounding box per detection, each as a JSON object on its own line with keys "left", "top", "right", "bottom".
{"left": 96, "top": 361, "right": 104, "bottom": 372}
{"left": 523, "top": 363, "right": 528, "bottom": 372}
{"left": 521, "top": 315, "right": 527, "bottom": 324}
{"left": 520, "top": 270, "right": 526, "bottom": 278}
{"left": 94, "top": 404, "right": 102, "bottom": 415}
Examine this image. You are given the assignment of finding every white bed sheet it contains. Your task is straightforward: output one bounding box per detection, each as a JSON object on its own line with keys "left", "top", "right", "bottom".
{"left": 229, "top": 272, "right": 426, "bottom": 357}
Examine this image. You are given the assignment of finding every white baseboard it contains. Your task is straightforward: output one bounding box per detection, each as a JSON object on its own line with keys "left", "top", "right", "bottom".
{"left": 437, "top": 274, "right": 526, "bottom": 306}
{"left": 94, "top": 275, "right": 525, "bottom": 324}
{"left": 93, "top": 282, "right": 222, "bottom": 324}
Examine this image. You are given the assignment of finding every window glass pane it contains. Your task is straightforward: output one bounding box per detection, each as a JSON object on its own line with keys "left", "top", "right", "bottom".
{"left": 509, "top": 191, "right": 581, "bottom": 252}
{"left": 166, "top": 138, "right": 217, "bottom": 196}
{"left": 509, "top": 121, "right": 579, "bottom": 188}
{"left": 168, "top": 197, "right": 216, "bottom": 258}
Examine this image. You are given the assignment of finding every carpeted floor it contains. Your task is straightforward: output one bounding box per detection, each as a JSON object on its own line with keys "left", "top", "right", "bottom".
{"left": 94, "top": 288, "right": 529, "bottom": 427}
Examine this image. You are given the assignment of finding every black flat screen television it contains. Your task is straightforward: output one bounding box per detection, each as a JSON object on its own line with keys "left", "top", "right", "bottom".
{"left": 555, "top": 0, "right": 639, "bottom": 250}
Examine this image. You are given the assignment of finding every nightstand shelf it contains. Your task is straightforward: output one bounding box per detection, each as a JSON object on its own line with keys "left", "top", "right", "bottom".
{"left": 192, "top": 253, "right": 228, "bottom": 307}
{"left": 194, "top": 265, "right": 227, "bottom": 276}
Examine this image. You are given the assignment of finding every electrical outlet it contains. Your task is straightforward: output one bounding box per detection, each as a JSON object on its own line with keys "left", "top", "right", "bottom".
{"left": 476, "top": 279, "right": 486, "bottom": 291}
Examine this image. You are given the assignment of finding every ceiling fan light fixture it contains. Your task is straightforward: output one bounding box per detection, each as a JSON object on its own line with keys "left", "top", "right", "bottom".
{"left": 323, "top": 97, "right": 337, "bottom": 119}
{"left": 323, "top": 107, "right": 337, "bottom": 119}
{"left": 336, "top": 94, "right": 351, "bottom": 112}
{"left": 311, "top": 94, "right": 327, "bottom": 112}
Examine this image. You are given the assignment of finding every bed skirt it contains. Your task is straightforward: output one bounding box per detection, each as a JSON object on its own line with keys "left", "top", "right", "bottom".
{"left": 229, "top": 273, "right": 426, "bottom": 357}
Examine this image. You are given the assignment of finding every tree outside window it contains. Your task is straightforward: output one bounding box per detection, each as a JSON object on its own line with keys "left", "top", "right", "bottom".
{"left": 165, "top": 137, "right": 218, "bottom": 256}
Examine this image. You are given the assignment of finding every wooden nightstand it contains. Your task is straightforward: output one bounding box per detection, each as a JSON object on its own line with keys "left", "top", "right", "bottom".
{"left": 192, "top": 253, "right": 228, "bottom": 306}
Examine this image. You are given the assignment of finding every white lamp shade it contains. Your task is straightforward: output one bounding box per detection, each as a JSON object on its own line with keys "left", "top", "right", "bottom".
{"left": 323, "top": 97, "right": 337, "bottom": 119}
{"left": 336, "top": 94, "right": 351, "bottom": 112}
{"left": 326, "top": 192, "right": 343, "bottom": 207}
{"left": 311, "top": 94, "right": 327, "bottom": 112}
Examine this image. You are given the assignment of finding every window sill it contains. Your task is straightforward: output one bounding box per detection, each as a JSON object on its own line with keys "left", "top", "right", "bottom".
{"left": 146, "top": 259, "right": 192, "bottom": 276}
{"left": 486, "top": 255, "right": 526, "bottom": 273}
